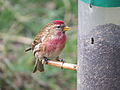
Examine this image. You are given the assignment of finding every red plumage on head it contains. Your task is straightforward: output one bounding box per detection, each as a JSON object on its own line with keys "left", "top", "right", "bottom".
{"left": 53, "top": 20, "right": 64, "bottom": 25}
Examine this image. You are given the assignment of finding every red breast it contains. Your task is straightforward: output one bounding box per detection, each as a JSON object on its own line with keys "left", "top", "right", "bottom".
{"left": 44, "top": 31, "right": 66, "bottom": 54}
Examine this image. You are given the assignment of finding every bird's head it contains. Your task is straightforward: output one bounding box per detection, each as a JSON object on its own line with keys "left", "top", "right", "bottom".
{"left": 52, "top": 20, "right": 70, "bottom": 33}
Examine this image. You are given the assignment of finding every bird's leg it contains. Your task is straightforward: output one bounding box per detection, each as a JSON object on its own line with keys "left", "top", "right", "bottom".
{"left": 56, "top": 56, "right": 64, "bottom": 69}
{"left": 42, "top": 57, "right": 50, "bottom": 64}
{"left": 56, "top": 56, "right": 65, "bottom": 63}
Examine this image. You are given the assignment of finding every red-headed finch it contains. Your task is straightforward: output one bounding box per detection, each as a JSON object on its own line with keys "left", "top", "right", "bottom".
{"left": 25, "top": 20, "right": 70, "bottom": 73}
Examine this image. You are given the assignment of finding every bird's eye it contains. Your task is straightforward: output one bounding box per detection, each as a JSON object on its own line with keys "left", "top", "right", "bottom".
{"left": 57, "top": 26, "right": 61, "bottom": 28}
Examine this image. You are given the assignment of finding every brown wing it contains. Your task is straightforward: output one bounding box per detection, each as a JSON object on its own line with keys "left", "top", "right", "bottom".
{"left": 32, "top": 23, "right": 54, "bottom": 50}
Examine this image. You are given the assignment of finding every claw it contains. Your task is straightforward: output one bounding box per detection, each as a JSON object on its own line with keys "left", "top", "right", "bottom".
{"left": 42, "top": 57, "right": 49, "bottom": 64}
{"left": 61, "top": 61, "right": 64, "bottom": 69}
{"left": 56, "top": 56, "right": 65, "bottom": 63}
{"left": 56, "top": 57, "right": 65, "bottom": 69}
{"left": 60, "top": 59, "right": 65, "bottom": 63}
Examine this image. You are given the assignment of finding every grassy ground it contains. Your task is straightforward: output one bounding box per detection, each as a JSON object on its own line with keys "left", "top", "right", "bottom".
{"left": 0, "top": 0, "right": 77, "bottom": 90}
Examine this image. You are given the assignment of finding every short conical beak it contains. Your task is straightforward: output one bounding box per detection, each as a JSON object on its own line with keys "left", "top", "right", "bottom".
{"left": 63, "top": 26, "right": 70, "bottom": 31}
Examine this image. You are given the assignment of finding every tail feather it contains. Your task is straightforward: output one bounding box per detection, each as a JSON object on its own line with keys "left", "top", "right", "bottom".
{"left": 33, "top": 59, "right": 44, "bottom": 73}
{"left": 25, "top": 47, "right": 32, "bottom": 52}
{"left": 37, "top": 61, "right": 44, "bottom": 72}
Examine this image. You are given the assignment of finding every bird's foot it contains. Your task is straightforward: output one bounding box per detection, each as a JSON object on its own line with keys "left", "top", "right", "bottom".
{"left": 42, "top": 57, "right": 50, "bottom": 64}
{"left": 61, "top": 60, "right": 64, "bottom": 69}
{"left": 56, "top": 57, "right": 65, "bottom": 63}
{"left": 56, "top": 57, "right": 64, "bottom": 69}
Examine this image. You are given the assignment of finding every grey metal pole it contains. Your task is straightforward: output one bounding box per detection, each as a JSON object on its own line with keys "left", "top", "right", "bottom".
{"left": 78, "top": 1, "right": 120, "bottom": 90}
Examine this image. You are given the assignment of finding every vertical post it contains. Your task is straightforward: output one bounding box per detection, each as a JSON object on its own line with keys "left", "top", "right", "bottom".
{"left": 78, "top": 0, "right": 120, "bottom": 90}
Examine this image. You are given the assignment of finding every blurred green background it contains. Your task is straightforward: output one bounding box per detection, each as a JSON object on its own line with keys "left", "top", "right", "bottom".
{"left": 0, "top": 0, "right": 77, "bottom": 90}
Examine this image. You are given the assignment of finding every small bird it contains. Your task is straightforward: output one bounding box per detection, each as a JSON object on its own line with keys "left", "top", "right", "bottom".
{"left": 25, "top": 20, "right": 70, "bottom": 73}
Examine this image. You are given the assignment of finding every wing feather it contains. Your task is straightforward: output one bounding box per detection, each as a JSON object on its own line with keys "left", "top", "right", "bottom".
{"left": 32, "top": 23, "right": 54, "bottom": 50}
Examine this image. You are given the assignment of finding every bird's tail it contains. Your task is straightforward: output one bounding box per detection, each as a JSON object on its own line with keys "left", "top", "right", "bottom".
{"left": 33, "top": 59, "right": 44, "bottom": 73}
{"left": 25, "top": 47, "right": 32, "bottom": 52}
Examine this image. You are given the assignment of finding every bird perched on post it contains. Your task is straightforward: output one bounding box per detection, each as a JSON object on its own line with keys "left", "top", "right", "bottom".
{"left": 25, "top": 20, "right": 70, "bottom": 73}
